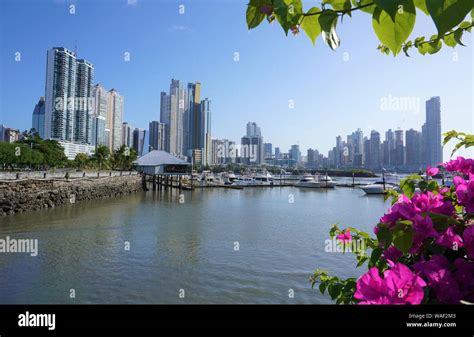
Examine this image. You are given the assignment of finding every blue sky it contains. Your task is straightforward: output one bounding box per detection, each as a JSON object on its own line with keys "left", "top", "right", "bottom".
{"left": 0, "top": 0, "right": 472, "bottom": 159}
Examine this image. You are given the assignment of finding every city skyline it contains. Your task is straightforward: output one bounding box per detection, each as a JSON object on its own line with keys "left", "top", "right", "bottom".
{"left": 0, "top": 0, "right": 472, "bottom": 160}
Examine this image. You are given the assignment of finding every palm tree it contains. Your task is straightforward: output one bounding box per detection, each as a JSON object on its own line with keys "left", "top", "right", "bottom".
{"left": 92, "top": 145, "right": 109, "bottom": 171}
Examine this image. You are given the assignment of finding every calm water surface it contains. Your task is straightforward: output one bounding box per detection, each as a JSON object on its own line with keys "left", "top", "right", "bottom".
{"left": 0, "top": 185, "right": 390, "bottom": 304}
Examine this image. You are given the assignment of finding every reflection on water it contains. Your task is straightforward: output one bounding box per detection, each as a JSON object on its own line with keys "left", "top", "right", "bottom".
{"left": 0, "top": 185, "right": 390, "bottom": 304}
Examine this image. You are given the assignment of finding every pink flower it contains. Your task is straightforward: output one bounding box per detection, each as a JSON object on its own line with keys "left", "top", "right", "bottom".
{"left": 414, "top": 255, "right": 462, "bottom": 304}
{"left": 439, "top": 186, "right": 450, "bottom": 194}
{"left": 426, "top": 166, "right": 439, "bottom": 177}
{"left": 337, "top": 229, "right": 352, "bottom": 243}
{"left": 355, "top": 263, "right": 426, "bottom": 304}
{"left": 380, "top": 195, "right": 418, "bottom": 226}
{"left": 443, "top": 157, "right": 474, "bottom": 175}
{"left": 410, "top": 215, "right": 439, "bottom": 254}
{"left": 462, "top": 225, "right": 474, "bottom": 259}
{"left": 453, "top": 175, "right": 474, "bottom": 213}
{"left": 383, "top": 246, "right": 402, "bottom": 262}
{"left": 384, "top": 263, "right": 427, "bottom": 304}
{"left": 411, "top": 192, "right": 454, "bottom": 216}
{"left": 453, "top": 259, "right": 474, "bottom": 302}
{"left": 436, "top": 226, "right": 464, "bottom": 251}
{"left": 354, "top": 267, "right": 391, "bottom": 304}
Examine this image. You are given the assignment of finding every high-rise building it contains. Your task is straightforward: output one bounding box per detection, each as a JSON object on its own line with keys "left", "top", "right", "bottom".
{"left": 74, "top": 59, "right": 94, "bottom": 144}
{"left": 122, "top": 122, "right": 132, "bottom": 148}
{"left": 32, "top": 97, "right": 46, "bottom": 138}
{"left": 201, "top": 98, "right": 212, "bottom": 165}
{"left": 0, "top": 125, "right": 5, "bottom": 142}
{"left": 241, "top": 122, "right": 264, "bottom": 165}
{"left": 149, "top": 121, "right": 166, "bottom": 152}
{"left": 406, "top": 129, "right": 422, "bottom": 170}
{"left": 394, "top": 129, "right": 405, "bottom": 166}
{"left": 3, "top": 128, "right": 20, "bottom": 143}
{"left": 92, "top": 84, "right": 108, "bottom": 147}
{"left": 107, "top": 89, "right": 124, "bottom": 150}
{"left": 366, "top": 130, "right": 381, "bottom": 171}
{"left": 307, "top": 148, "right": 315, "bottom": 168}
{"left": 246, "top": 122, "right": 261, "bottom": 137}
{"left": 43, "top": 47, "right": 96, "bottom": 161}
{"left": 44, "top": 47, "right": 78, "bottom": 142}
{"left": 186, "top": 82, "right": 203, "bottom": 159}
{"left": 160, "top": 79, "right": 187, "bottom": 156}
{"left": 275, "top": 147, "right": 281, "bottom": 159}
{"left": 264, "top": 143, "right": 273, "bottom": 159}
{"left": 289, "top": 145, "right": 301, "bottom": 164}
{"left": 423, "top": 96, "right": 442, "bottom": 166}
{"left": 132, "top": 128, "right": 146, "bottom": 156}
{"left": 169, "top": 79, "right": 186, "bottom": 155}
{"left": 211, "top": 138, "right": 225, "bottom": 165}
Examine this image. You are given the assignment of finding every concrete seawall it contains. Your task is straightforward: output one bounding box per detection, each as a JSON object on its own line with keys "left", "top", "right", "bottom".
{"left": 0, "top": 175, "right": 144, "bottom": 216}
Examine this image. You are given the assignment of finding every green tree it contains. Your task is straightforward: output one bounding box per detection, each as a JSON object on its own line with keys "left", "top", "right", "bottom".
{"left": 92, "top": 145, "right": 110, "bottom": 171}
{"left": 109, "top": 145, "right": 138, "bottom": 170}
{"left": 246, "top": 0, "right": 474, "bottom": 56}
{"left": 74, "top": 153, "right": 90, "bottom": 170}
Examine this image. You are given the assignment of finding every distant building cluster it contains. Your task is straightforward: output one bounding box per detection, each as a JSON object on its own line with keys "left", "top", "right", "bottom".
{"left": 0, "top": 48, "right": 444, "bottom": 172}
{"left": 149, "top": 79, "right": 212, "bottom": 165}
{"left": 325, "top": 97, "right": 443, "bottom": 172}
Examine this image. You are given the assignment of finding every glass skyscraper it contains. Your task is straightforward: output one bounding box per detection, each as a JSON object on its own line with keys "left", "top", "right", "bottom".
{"left": 32, "top": 96, "right": 45, "bottom": 139}
{"left": 424, "top": 96, "right": 442, "bottom": 166}
{"left": 44, "top": 47, "right": 94, "bottom": 145}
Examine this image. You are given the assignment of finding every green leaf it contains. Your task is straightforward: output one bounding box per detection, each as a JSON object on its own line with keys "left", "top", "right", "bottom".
{"left": 392, "top": 226, "right": 413, "bottom": 254}
{"left": 443, "top": 31, "right": 458, "bottom": 47}
{"left": 351, "top": 0, "right": 376, "bottom": 14}
{"left": 301, "top": 7, "right": 322, "bottom": 44}
{"left": 319, "top": 282, "right": 327, "bottom": 294}
{"left": 246, "top": 5, "right": 266, "bottom": 29}
{"left": 328, "top": 283, "right": 343, "bottom": 300}
{"left": 372, "top": 1, "right": 416, "bottom": 55}
{"left": 454, "top": 28, "right": 466, "bottom": 46}
{"left": 325, "top": 0, "right": 352, "bottom": 12}
{"left": 459, "top": 21, "right": 473, "bottom": 32}
{"left": 376, "top": 225, "right": 393, "bottom": 249}
{"left": 374, "top": 0, "right": 409, "bottom": 21}
{"left": 319, "top": 10, "right": 340, "bottom": 50}
{"left": 426, "top": 0, "right": 474, "bottom": 37}
{"left": 413, "top": 0, "right": 429, "bottom": 15}
{"left": 370, "top": 247, "right": 383, "bottom": 266}
{"left": 400, "top": 178, "right": 416, "bottom": 198}
{"left": 418, "top": 35, "right": 443, "bottom": 55}
{"left": 274, "top": 0, "right": 303, "bottom": 35}
{"left": 414, "top": 36, "right": 425, "bottom": 47}
{"left": 427, "top": 180, "right": 439, "bottom": 192}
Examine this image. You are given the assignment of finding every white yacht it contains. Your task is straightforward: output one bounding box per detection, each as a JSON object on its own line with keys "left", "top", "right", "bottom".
{"left": 360, "top": 181, "right": 394, "bottom": 195}
{"left": 294, "top": 175, "right": 321, "bottom": 188}
{"left": 235, "top": 176, "right": 255, "bottom": 186}
{"left": 315, "top": 174, "right": 336, "bottom": 188}
{"left": 253, "top": 172, "right": 274, "bottom": 186}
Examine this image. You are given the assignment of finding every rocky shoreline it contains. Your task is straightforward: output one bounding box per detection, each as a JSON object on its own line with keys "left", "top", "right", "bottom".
{"left": 0, "top": 175, "right": 143, "bottom": 216}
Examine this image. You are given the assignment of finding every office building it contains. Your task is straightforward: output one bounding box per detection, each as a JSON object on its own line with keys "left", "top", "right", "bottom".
{"left": 149, "top": 121, "right": 166, "bottom": 152}
{"left": 423, "top": 96, "right": 442, "bottom": 166}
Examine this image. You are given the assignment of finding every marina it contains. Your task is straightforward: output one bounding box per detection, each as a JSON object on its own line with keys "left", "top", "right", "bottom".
{"left": 0, "top": 184, "right": 391, "bottom": 304}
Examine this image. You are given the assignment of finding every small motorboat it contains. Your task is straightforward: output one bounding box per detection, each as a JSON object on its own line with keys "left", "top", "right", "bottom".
{"left": 315, "top": 174, "right": 336, "bottom": 188}
{"left": 294, "top": 175, "right": 321, "bottom": 188}
{"left": 360, "top": 181, "right": 394, "bottom": 195}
